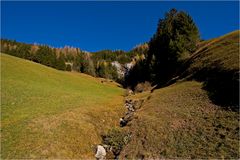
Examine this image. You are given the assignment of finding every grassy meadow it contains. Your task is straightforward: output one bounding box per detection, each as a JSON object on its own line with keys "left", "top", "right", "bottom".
{"left": 1, "top": 53, "right": 124, "bottom": 158}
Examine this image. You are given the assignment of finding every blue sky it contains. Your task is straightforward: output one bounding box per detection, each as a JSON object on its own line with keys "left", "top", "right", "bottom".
{"left": 1, "top": 1, "right": 239, "bottom": 52}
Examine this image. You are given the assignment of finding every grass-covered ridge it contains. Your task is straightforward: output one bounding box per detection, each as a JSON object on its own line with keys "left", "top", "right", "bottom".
{"left": 180, "top": 30, "right": 239, "bottom": 107}
{"left": 183, "top": 30, "right": 239, "bottom": 76}
{"left": 119, "top": 31, "right": 239, "bottom": 158}
{"left": 1, "top": 53, "right": 124, "bottom": 158}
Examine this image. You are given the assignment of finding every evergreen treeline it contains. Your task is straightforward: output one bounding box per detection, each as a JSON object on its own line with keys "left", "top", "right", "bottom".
{"left": 1, "top": 39, "right": 145, "bottom": 82}
{"left": 1, "top": 39, "right": 66, "bottom": 71}
{"left": 125, "top": 8, "right": 200, "bottom": 88}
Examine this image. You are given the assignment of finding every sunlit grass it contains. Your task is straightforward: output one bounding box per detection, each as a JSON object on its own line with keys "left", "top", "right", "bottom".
{"left": 187, "top": 30, "right": 239, "bottom": 75}
{"left": 1, "top": 53, "right": 125, "bottom": 158}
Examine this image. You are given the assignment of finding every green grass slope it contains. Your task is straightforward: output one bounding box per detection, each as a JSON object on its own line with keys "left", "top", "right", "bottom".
{"left": 1, "top": 53, "right": 124, "bottom": 158}
{"left": 121, "top": 81, "right": 239, "bottom": 159}
{"left": 120, "top": 31, "right": 239, "bottom": 158}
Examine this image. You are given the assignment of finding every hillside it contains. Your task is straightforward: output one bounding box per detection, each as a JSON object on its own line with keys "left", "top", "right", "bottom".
{"left": 180, "top": 30, "right": 239, "bottom": 79}
{"left": 1, "top": 53, "right": 125, "bottom": 158}
{"left": 119, "top": 31, "right": 239, "bottom": 158}
{"left": 121, "top": 81, "right": 239, "bottom": 159}
{"left": 179, "top": 30, "right": 239, "bottom": 106}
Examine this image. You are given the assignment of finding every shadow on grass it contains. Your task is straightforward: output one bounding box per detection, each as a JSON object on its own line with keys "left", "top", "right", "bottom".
{"left": 191, "top": 67, "right": 239, "bottom": 111}
{"left": 152, "top": 64, "right": 239, "bottom": 111}
{"left": 202, "top": 70, "right": 239, "bottom": 111}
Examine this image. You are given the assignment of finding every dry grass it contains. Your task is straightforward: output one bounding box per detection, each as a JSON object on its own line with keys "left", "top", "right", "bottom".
{"left": 183, "top": 30, "right": 239, "bottom": 77}
{"left": 120, "top": 31, "right": 240, "bottom": 159}
{"left": 177, "top": 30, "right": 239, "bottom": 107}
{"left": 120, "top": 81, "right": 239, "bottom": 159}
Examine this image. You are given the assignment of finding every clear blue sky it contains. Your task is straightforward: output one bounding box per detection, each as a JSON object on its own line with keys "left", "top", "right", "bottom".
{"left": 1, "top": 1, "right": 239, "bottom": 52}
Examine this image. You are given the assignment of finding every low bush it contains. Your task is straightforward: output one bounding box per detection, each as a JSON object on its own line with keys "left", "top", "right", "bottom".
{"left": 134, "top": 81, "right": 152, "bottom": 93}
{"left": 101, "top": 128, "right": 131, "bottom": 158}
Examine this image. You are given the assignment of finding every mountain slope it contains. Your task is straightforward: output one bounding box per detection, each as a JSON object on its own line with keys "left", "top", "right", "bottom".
{"left": 182, "top": 30, "right": 239, "bottom": 78}
{"left": 120, "top": 31, "right": 239, "bottom": 159}
{"left": 121, "top": 81, "right": 239, "bottom": 159}
{"left": 1, "top": 53, "right": 124, "bottom": 158}
{"left": 178, "top": 30, "right": 239, "bottom": 106}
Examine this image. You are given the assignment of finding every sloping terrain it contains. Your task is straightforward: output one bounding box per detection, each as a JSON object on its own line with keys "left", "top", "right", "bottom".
{"left": 1, "top": 30, "right": 239, "bottom": 159}
{"left": 119, "top": 31, "right": 239, "bottom": 158}
{"left": 121, "top": 81, "right": 239, "bottom": 159}
{"left": 186, "top": 30, "right": 239, "bottom": 74}
{"left": 1, "top": 53, "right": 124, "bottom": 158}
{"left": 180, "top": 30, "right": 239, "bottom": 106}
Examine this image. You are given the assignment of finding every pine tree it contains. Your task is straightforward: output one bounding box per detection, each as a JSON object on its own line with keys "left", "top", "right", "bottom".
{"left": 35, "top": 45, "right": 57, "bottom": 68}
{"left": 56, "top": 52, "right": 66, "bottom": 70}
{"left": 148, "top": 8, "right": 200, "bottom": 83}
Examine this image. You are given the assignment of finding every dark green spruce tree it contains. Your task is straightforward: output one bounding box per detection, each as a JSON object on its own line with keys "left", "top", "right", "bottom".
{"left": 147, "top": 8, "right": 200, "bottom": 84}
{"left": 56, "top": 52, "right": 66, "bottom": 70}
{"left": 35, "top": 45, "right": 57, "bottom": 68}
